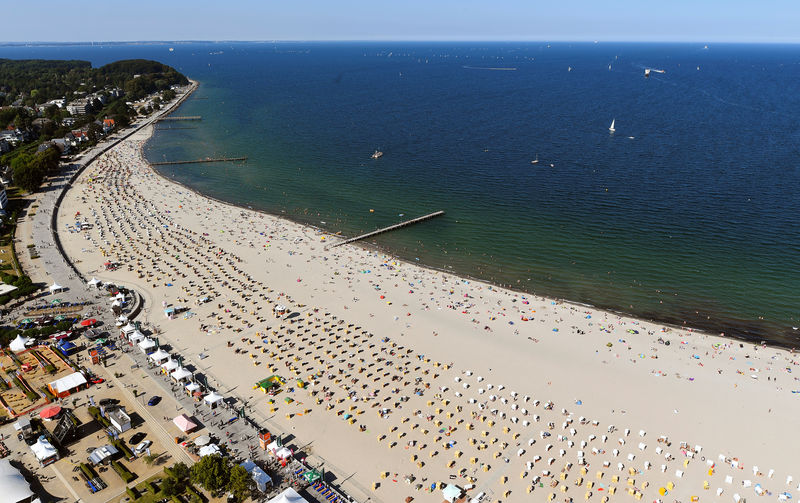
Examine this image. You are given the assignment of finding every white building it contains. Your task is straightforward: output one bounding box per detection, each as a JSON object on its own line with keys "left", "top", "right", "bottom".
{"left": 107, "top": 407, "right": 131, "bottom": 433}
{"left": 0, "top": 186, "right": 7, "bottom": 210}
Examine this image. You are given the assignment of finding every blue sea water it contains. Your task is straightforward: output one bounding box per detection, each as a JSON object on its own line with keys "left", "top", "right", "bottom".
{"left": 2, "top": 42, "right": 799, "bottom": 345}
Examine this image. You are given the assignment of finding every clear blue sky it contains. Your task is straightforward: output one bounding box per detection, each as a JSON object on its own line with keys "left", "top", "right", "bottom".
{"left": 5, "top": 0, "right": 800, "bottom": 43}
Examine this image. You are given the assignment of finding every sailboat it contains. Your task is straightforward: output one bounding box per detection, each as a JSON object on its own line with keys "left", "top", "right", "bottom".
{"left": 609, "top": 119, "right": 616, "bottom": 133}
{"left": 531, "top": 154, "right": 539, "bottom": 165}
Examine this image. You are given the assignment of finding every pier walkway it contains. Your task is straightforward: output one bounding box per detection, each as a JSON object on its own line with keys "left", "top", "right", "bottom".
{"left": 150, "top": 156, "right": 247, "bottom": 166}
{"left": 328, "top": 210, "right": 444, "bottom": 248}
{"left": 156, "top": 115, "right": 201, "bottom": 121}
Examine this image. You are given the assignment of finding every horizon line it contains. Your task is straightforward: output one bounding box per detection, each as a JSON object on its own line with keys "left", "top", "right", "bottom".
{"left": 2, "top": 39, "right": 800, "bottom": 46}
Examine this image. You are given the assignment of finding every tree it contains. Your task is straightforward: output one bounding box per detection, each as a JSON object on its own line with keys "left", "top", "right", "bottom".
{"left": 171, "top": 462, "right": 190, "bottom": 482}
{"left": 228, "top": 465, "right": 253, "bottom": 502}
{"left": 161, "top": 476, "right": 184, "bottom": 497}
{"left": 87, "top": 122, "right": 103, "bottom": 142}
{"left": 189, "top": 454, "right": 229, "bottom": 494}
{"left": 11, "top": 153, "right": 46, "bottom": 193}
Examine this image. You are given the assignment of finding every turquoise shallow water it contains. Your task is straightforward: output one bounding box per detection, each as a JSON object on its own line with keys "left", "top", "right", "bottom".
{"left": 2, "top": 42, "right": 798, "bottom": 345}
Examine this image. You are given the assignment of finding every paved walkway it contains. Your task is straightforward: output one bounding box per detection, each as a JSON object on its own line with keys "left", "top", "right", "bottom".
{"left": 50, "top": 463, "right": 83, "bottom": 502}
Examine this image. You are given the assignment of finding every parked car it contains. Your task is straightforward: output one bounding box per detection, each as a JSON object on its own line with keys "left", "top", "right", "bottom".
{"left": 89, "top": 377, "right": 104, "bottom": 384}
{"left": 129, "top": 432, "right": 147, "bottom": 445}
{"left": 147, "top": 396, "right": 161, "bottom": 406}
{"left": 98, "top": 398, "right": 117, "bottom": 407}
{"left": 134, "top": 440, "right": 152, "bottom": 456}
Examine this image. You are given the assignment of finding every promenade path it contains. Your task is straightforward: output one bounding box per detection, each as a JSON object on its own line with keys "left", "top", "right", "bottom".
{"left": 21, "top": 87, "right": 196, "bottom": 297}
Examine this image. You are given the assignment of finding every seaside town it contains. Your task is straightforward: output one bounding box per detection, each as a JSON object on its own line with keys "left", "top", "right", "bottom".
{"left": 0, "top": 57, "right": 799, "bottom": 503}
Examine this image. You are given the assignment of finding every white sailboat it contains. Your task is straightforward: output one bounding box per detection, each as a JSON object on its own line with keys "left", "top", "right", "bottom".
{"left": 609, "top": 119, "right": 616, "bottom": 133}
{"left": 531, "top": 154, "right": 539, "bottom": 165}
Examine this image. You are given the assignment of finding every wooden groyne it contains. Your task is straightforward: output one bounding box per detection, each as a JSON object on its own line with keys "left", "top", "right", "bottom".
{"left": 328, "top": 211, "right": 445, "bottom": 248}
{"left": 150, "top": 157, "right": 247, "bottom": 166}
{"left": 157, "top": 116, "right": 202, "bottom": 121}
{"left": 155, "top": 126, "right": 198, "bottom": 130}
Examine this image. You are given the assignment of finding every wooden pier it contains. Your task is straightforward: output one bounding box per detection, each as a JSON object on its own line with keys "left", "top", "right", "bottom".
{"left": 150, "top": 157, "right": 247, "bottom": 166}
{"left": 328, "top": 211, "right": 445, "bottom": 248}
{"left": 154, "top": 126, "right": 199, "bottom": 130}
{"left": 157, "top": 116, "right": 202, "bottom": 121}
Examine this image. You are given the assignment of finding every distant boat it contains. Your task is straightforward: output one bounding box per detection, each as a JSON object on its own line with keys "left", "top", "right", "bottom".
{"left": 371, "top": 150, "right": 383, "bottom": 159}
{"left": 531, "top": 154, "right": 539, "bottom": 165}
{"left": 609, "top": 119, "right": 616, "bottom": 133}
{"left": 644, "top": 68, "right": 651, "bottom": 78}
{"left": 169, "top": 47, "right": 174, "bottom": 52}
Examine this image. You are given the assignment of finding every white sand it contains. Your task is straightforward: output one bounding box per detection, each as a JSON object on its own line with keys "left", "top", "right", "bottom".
{"left": 57, "top": 124, "right": 800, "bottom": 503}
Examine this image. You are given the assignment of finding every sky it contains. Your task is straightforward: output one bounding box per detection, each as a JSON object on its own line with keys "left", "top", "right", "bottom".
{"left": 4, "top": 0, "right": 800, "bottom": 44}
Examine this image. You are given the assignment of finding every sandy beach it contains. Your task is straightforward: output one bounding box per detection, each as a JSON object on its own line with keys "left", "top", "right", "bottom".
{"left": 54, "top": 119, "right": 800, "bottom": 502}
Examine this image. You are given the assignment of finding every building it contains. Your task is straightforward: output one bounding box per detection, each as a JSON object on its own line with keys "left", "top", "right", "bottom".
{"left": 13, "top": 416, "right": 33, "bottom": 439}
{"left": 107, "top": 407, "right": 131, "bottom": 433}
{"left": 0, "top": 139, "right": 9, "bottom": 153}
{"left": 66, "top": 99, "right": 90, "bottom": 116}
{"left": 102, "top": 118, "right": 115, "bottom": 133}
{"left": 88, "top": 444, "right": 119, "bottom": 465}
{"left": 0, "top": 185, "right": 8, "bottom": 210}
{"left": 0, "top": 129, "right": 24, "bottom": 146}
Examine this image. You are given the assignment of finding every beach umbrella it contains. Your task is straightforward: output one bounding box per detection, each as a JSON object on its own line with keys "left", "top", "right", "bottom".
{"left": 194, "top": 435, "right": 211, "bottom": 446}
{"left": 40, "top": 405, "right": 62, "bottom": 419}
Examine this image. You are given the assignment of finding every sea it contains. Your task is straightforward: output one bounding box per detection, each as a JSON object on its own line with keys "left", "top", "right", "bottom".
{"left": 2, "top": 42, "right": 799, "bottom": 346}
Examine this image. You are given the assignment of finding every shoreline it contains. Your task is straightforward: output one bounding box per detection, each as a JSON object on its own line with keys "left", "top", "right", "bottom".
{"left": 142, "top": 143, "right": 794, "bottom": 351}
{"left": 51, "top": 83, "right": 800, "bottom": 502}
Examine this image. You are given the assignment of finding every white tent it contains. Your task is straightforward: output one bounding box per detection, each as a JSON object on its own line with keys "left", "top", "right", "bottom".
{"left": 9, "top": 334, "right": 31, "bottom": 352}
{"left": 204, "top": 391, "right": 224, "bottom": 407}
{"left": 443, "top": 484, "right": 463, "bottom": 503}
{"left": 149, "top": 348, "right": 169, "bottom": 363}
{"left": 48, "top": 372, "right": 87, "bottom": 395}
{"left": 275, "top": 447, "right": 293, "bottom": 460}
{"left": 87, "top": 277, "right": 102, "bottom": 288}
{"left": 138, "top": 338, "right": 156, "bottom": 353}
{"left": 266, "top": 488, "right": 308, "bottom": 503}
{"left": 111, "top": 299, "right": 122, "bottom": 308}
{"left": 171, "top": 366, "right": 192, "bottom": 382}
{"left": 30, "top": 436, "right": 59, "bottom": 464}
{"left": 198, "top": 444, "right": 221, "bottom": 457}
{"left": 241, "top": 459, "right": 272, "bottom": 492}
{"left": 162, "top": 358, "right": 179, "bottom": 372}
{"left": 185, "top": 382, "right": 201, "bottom": 394}
{"left": 121, "top": 323, "right": 136, "bottom": 335}
{"left": 129, "top": 329, "right": 146, "bottom": 343}
{"left": 115, "top": 292, "right": 126, "bottom": 301}
{"left": 49, "top": 283, "right": 65, "bottom": 294}
{"left": 0, "top": 458, "right": 35, "bottom": 503}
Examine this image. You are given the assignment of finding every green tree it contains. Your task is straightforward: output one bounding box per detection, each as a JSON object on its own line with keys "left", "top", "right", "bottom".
{"left": 189, "top": 454, "right": 229, "bottom": 494}
{"left": 171, "top": 462, "right": 190, "bottom": 481}
{"left": 161, "top": 476, "right": 184, "bottom": 497}
{"left": 87, "top": 122, "right": 103, "bottom": 142}
{"left": 228, "top": 465, "right": 253, "bottom": 501}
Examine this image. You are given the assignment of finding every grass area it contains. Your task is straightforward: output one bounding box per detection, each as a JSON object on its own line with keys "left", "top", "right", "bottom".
{"left": 115, "top": 468, "right": 208, "bottom": 503}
